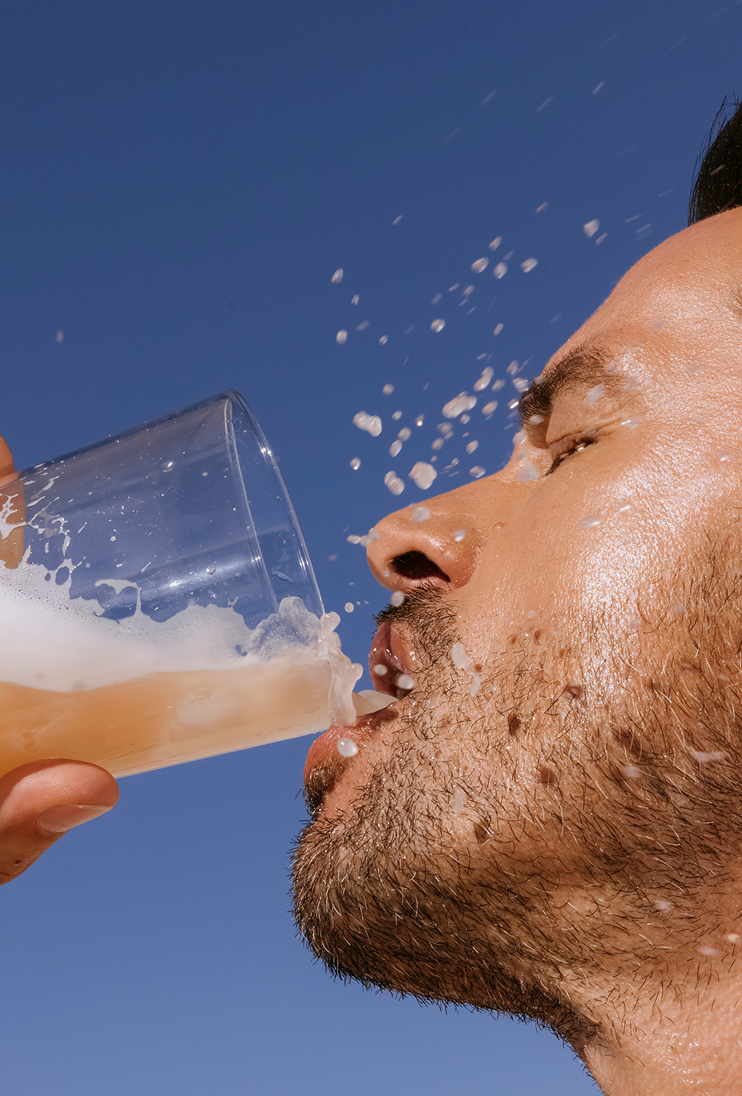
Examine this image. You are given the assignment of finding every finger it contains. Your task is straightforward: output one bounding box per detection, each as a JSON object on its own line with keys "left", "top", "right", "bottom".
{"left": 0, "top": 759, "right": 119, "bottom": 885}
{"left": 0, "top": 433, "right": 14, "bottom": 481}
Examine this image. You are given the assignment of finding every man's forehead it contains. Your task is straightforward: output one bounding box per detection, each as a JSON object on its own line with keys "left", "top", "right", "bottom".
{"left": 536, "top": 207, "right": 742, "bottom": 388}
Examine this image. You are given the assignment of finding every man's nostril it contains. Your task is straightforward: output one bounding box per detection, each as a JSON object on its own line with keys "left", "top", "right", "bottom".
{"left": 390, "top": 550, "right": 450, "bottom": 582}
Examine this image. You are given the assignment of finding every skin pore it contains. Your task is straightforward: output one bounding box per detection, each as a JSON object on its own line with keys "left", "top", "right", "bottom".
{"left": 293, "top": 208, "right": 742, "bottom": 1096}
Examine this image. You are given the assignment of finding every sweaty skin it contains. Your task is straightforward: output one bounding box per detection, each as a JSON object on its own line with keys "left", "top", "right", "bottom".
{"left": 0, "top": 437, "right": 118, "bottom": 881}
{"left": 294, "top": 208, "right": 742, "bottom": 1096}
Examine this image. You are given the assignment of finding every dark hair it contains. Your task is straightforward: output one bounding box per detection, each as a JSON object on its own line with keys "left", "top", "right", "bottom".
{"left": 689, "top": 98, "right": 742, "bottom": 224}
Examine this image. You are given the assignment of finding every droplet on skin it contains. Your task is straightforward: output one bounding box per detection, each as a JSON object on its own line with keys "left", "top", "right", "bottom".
{"left": 431, "top": 319, "right": 446, "bottom": 332}
{"left": 489, "top": 237, "right": 502, "bottom": 250}
{"left": 466, "top": 441, "right": 479, "bottom": 454}
{"left": 718, "top": 450, "right": 733, "bottom": 463}
{"left": 516, "top": 462, "right": 539, "bottom": 483}
{"left": 337, "top": 737, "right": 359, "bottom": 757}
{"left": 452, "top": 788, "right": 466, "bottom": 815}
{"left": 353, "top": 411, "right": 382, "bottom": 436}
{"left": 689, "top": 748, "right": 728, "bottom": 763}
{"left": 331, "top": 268, "right": 344, "bottom": 283}
{"left": 474, "top": 367, "right": 494, "bottom": 391}
{"left": 521, "top": 258, "right": 538, "bottom": 272}
{"left": 482, "top": 401, "right": 498, "bottom": 414}
{"left": 580, "top": 514, "right": 602, "bottom": 528}
{"left": 493, "top": 262, "right": 508, "bottom": 279}
{"left": 390, "top": 440, "right": 403, "bottom": 457}
{"left": 654, "top": 900, "right": 674, "bottom": 911}
{"left": 373, "top": 664, "right": 388, "bottom": 676}
{"left": 396, "top": 673, "right": 415, "bottom": 691}
{"left": 412, "top": 506, "right": 431, "bottom": 522}
{"left": 470, "top": 674, "right": 482, "bottom": 697}
{"left": 409, "top": 462, "right": 437, "bottom": 490}
{"left": 583, "top": 219, "right": 600, "bottom": 238}
{"left": 698, "top": 946, "right": 720, "bottom": 957}
{"left": 726, "top": 934, "right": 741, "bottom": 944}
{"left": 451, "top": 642, "right": 472, "bottom": 670}
{"left": 471, "top": 258, "right": 489, "bottom": 273}
{"left": 336, "top": 330, "right": 348, "bottom": 344}
{"left": 620, "top": 764, "right": 642, "bottom": 778}
{"left": 621, "top": 417, "right": 642, "bottom": 428}
{"left": 453, "top": 529, "right": 466, "bottom": 542}
{"left": 350, "top": 458, "right": 361, "bottom": 470}
{"left": 391, "top": 591, "right": 405, "bottom": 607}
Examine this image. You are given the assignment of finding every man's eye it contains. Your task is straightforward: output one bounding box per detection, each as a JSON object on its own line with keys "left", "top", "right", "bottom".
{"left": 546, "top": 432, "right": 597, "bottom": 476}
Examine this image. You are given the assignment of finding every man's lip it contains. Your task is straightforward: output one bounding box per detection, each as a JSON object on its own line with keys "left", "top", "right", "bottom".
{"left": 303, "top": 703, "right": 399, "bottom": 784}
{"left": 368, "top": 621, "right": 418, "bottom": 693}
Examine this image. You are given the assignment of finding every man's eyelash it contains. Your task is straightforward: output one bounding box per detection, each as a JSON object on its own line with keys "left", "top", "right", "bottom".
{"left": 545, "top": 434, "right": 598, "bottom": 476}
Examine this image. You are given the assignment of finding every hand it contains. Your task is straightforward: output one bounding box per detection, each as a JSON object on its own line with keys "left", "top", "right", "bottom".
{"left": 0, "top": 438, "right": 119, "bottom": 884}
{"left": 0, "top": 759, "right": 118, "bottom": 884}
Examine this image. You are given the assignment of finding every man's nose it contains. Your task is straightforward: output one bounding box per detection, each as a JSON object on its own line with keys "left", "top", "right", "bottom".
{"left": 366, "top": 487, "right": 486, "bottom": 594}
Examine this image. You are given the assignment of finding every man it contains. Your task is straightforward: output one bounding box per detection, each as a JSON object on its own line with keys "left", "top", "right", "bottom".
{"left": 292, "top": 102, "right": 742, "bottom": 1095}
{"left": 2, "top": 101, "right": 740, "bottom": 1096}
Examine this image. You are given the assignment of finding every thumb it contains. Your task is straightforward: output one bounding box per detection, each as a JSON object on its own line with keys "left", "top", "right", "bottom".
{"left": 0, "top": 760, "right": 119, "bottom": 885}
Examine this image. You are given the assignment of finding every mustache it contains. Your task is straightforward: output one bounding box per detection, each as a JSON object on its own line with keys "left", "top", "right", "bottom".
{"left": 373, "top": 584, "right": 458, "bottom": 646}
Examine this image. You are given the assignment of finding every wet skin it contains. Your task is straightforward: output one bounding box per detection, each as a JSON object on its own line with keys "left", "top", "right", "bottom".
{"left": 300, "top": 208, "right": 742, "bottom": 1096}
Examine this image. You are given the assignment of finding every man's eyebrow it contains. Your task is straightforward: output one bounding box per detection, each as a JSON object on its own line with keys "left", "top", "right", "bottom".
{"left": 517, "top": 345, "right": 616, "bottom": 424}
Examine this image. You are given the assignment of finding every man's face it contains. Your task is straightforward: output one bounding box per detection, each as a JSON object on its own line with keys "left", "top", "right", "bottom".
{"left": 293, "top": 209, "right": 742, "bottom": 1044}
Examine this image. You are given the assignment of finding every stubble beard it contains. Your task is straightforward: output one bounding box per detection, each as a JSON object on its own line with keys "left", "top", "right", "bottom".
{"left": 291, "top": 559, "right": 742, "bottom": 1048}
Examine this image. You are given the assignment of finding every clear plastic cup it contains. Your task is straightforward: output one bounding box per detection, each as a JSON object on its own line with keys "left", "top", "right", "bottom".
{"left": 0, "top": 390, "right": 362, "bottom": 778}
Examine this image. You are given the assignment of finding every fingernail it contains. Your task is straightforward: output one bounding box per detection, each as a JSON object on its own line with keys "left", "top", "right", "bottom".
{"left": 38, "top": 803, "right": 113, "bottom": 835}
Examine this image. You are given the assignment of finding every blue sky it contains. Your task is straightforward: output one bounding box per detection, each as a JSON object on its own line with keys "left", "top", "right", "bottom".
{"left": 1, "top": 1, "right": 740, "bottom": 1092}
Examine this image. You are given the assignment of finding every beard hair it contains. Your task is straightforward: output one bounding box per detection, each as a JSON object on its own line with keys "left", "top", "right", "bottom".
{"left": 291, "top": 555, "right": 742, "bottom": 1049}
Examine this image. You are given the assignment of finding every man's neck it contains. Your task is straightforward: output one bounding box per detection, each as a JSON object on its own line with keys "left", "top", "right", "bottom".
{"left": 574, "top": 968, "right": 742, "bottom": 1095}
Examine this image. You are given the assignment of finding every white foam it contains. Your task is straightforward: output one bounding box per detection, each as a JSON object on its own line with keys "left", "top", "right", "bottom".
{"left": 0, "top": 553, "right": 361, "bottom": 727}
